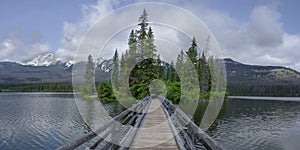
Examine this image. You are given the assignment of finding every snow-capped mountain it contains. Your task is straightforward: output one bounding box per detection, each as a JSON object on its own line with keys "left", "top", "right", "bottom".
{"left": 22, "top": 53, "right": 113, "bottom": 71}
{"left": 65, "top": 60, "right": 74, "bottom": 68}
{"left": 24, "top": 53, "right": 62, "bottom": 66}
{"left": 23, "top": 53, "right": 75, "bottom": 67}
{"left": 95, "top": 57, "right": 113, "bottom": 72}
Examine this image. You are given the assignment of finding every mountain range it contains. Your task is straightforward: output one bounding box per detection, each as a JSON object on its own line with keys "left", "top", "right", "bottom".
{"left": 225, "top": 58, "right": 300, "bottom": 85}
{"left": 0, "top": 53, "right": 112, "bottom": 84}
{"left": 224, "top": 58, "right": 300, "bottom": 96}
{"left": 1, "top": 53, "right": 300, "bottom": 96}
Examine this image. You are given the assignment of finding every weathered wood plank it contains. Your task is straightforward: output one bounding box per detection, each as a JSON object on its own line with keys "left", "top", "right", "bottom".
{"left": 130, "top": 98, "right": 179, "bottom": 149}
{"left": 119, "top": 99, "right": 151, "bottom": 149}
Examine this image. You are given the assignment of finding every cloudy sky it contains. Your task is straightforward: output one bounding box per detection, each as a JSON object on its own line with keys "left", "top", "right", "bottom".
{"left": 0, "top": 0, "right": 300, "bottom": 71}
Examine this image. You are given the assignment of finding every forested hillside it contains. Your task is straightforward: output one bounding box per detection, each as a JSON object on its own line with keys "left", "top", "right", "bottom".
{"left": 225, "top": 58, "right": 300, "bottom": 96}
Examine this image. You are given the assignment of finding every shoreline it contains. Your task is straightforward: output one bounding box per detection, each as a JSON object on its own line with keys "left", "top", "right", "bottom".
{"left": 228, "top": 96, "right": 300, "bottom": 101}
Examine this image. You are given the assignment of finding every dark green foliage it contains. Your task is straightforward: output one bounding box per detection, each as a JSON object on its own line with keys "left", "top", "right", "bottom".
{"left": 0, "top": 82, "right": 73, "bottom": 92}
{"left": 97, "top": 81, "right": 117, "bottom": 101}
{"left": 227, "top": 83, "right": 300, "bottom": 97}
{"left": 186, "top": 37, "right": 198, "bottom": 64}
{"left": 129, "top": 58, "right": 159, "bottom": 100}
{"left": 165, "top": 82, "right": 181, "bottom": 104}
{"left": 129, "top": 82, "right": 149, "bottom": 100}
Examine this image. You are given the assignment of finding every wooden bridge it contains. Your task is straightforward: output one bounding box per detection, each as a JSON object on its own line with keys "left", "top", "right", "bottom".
{"left": 58, "top": 96, "right": 223, "bottom": 150}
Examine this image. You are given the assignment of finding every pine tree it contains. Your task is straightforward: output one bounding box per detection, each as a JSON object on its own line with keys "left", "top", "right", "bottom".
{"left": 128, "top": 30, "right": 138, "bottom": 64}
{"left": 156, "top": 54, "right": 164, "bottom": 78}
{"left": 85, "top": 54, "right": 94, "bottom": 85}
{"left": 170, "top": 61, "right": 179, "bottom": 82}
{"left": 80, "top": 54, "right": 95, "bottom": 97}
{"left": 199, "top": 51, "right": 209, "bottom": 95}
{"left": 166, "top": 64, "right": 171, "bottom": 81}
{"left": 117, "top": 53, "right": 132, "bottom": 101}
{"left": 138, "top": 9, "right": 149, "bottom": 41}
{"left": 186, "top": 37, "right": 198, "bottom": 64}
{"left": 128, "top": 30, "right": 138, "bottom": 84}
{"left": 119, "top": 53, "right": 127, "bottom": 87}
{"left": 127, "top": 9, "right": 163, "bottom": 100}
{"left": 186, "top": 37, "right": 199, "bottom": 89}
{"left": 137, "top": 9, "right": 150, "bottom": 60}
{"left": 146, "top": 27, "right": 157, "bottom": 59}
{"left": 166, "top": 61, "right": 178, "bottom": 82}
{"left": 111, "top": 49, "right": 119, "bottom": 89}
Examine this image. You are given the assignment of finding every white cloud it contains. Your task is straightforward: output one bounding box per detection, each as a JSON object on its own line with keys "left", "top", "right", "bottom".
{"left": 2, "top": 0, "right": 298, "bottom": 72}
{"left": 0, "top": 32, "right": 50, "bottom": 62}
{"left": 57, "top": 0, "right": 300, "bottom": 71}
{"left": 180, "top": 2, "right": 300, "bottom": 71}
{"left": 248, "top": 5, "right": 284, "bottom": 47}
{"left": 56, "top": 0, "right": 114, "bottom": 61}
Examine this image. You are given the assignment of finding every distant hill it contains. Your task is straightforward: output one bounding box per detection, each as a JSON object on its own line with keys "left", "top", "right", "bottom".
{"left": 1, "top": 58, "right": 299, "bottom": 96}
{"left": 0, "top": 62, "right": 72, "bottom": 84}
{"left": 0, "top": 60, "right": 111, "bottom": 85}
{"left": 224, "top": 58, "right": 300, "bottom": 96}
{"left": 225, "top": 58, "right": 300, "bottom": 84}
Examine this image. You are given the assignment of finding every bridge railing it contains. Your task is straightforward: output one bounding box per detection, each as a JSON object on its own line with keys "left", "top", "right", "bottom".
{"left": 59, "top": 96, "right": 222, "bottom": 150}
{"left": 58, "top": 96, "right": 151, "bottom": 150}
{"left": 160, "top": 97, "right": 223, "bottom": 150}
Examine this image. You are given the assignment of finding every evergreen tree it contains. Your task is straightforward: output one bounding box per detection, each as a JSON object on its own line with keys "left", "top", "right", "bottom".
{"left": 156, "top": 54, "right": 164, "bottom": 78}
{"left": 137, "top": 9, "right": 150, "bottom": 60}
{"left": 186, "top": 37, "right": 199, "bottom": 89}
{"left": 137, "top": 9, "right": 149, "bottom": 41}
{"left": 80, "top": 54, "right": 95, "bottom": 98}
{"left": 170, "top": 61, "right": 179, "bottom": 82}
{"left": 111, "top": 49, "right": 119, "bottom": 89}
{"left": 128, "top": 30, "right": 138, "bottom": 84}
{"left": 166, "top": 61, "right": 178, "bottom": 82}
{"left": 186, "top": 37, "right": 198, "bottom": 64}
{"left": 146, "top": 27, "right": 157, "bottom": 58}
{"left": 119, "top": 54, "right": 127, "bottom": 87}
{"left": 199, "top": 52, "right": 209, "bottom": 95}
{"left": 176, "top": 50, "right": 185, "bottom": 72}
{"left": 128, "top": 30, "right": 138, "bottom": 65}
{"left": 85, "top": 54, "right": 94, "bottom": 85}
{"left": 127, "top": 9, "right": 162, "bottom": 100}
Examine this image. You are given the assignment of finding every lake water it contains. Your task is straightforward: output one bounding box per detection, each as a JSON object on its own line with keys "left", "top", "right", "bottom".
{"left": 205, "top": 97, "right": 300, "bottom": 150}
{"left": 0, "top": 93, "right": 122, "bottom": 150}
{"left": 0, "top": 93, "right": 300, "bottom": 149}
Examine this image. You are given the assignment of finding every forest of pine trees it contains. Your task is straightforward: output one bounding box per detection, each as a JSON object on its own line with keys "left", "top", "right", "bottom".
{"left": 0, "top": 82, "right": 73, "bottom": 92}
{"left": 95, "top": 9, "right": 221, "bottom": 103}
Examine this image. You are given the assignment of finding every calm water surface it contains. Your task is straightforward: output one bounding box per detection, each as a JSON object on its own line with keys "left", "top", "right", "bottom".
{"left": 0, "top": 93, "right": 300, "bottom": 149}
{"left": 205, "top": 98, "right": 300, "bottom": 150}
{"left": 0, "top": 93, "right": 121, "bottom": 150}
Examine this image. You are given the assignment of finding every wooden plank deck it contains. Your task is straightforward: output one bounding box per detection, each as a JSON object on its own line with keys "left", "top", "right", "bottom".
{"left": 130, "top": 98, "right": 178, "bottom": 149}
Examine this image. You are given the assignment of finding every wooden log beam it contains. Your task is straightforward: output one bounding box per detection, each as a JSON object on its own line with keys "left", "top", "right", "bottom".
{"left": 57, "top": 98, "right": 149, "bottom": 150}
